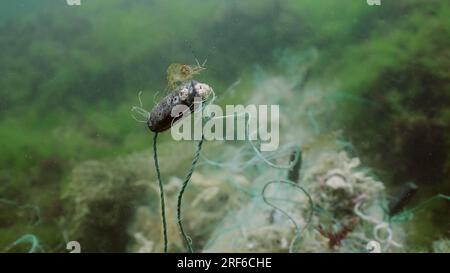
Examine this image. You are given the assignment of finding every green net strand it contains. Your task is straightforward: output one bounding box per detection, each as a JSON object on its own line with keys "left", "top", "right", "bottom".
{"left": 4, "top": 234, "right": 43, "bottom": 253}
{"left": 262, "top": 180, "right": 314, "bottom": 253}
{"left": 152, "top": 132, "right": 169, "bottom": 253}
{"left": 0, "top": 198, "right": 41, "bottom": 226}
{"left": 177, "top": 136, "right": 205, "bottom": 253}
{"left": 389, "top": 194, "right": 450, "bottom": 223}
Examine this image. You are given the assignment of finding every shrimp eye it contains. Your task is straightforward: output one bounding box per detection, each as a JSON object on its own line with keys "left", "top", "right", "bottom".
{"left": 181, "top": 65, "right": 190, "bottom": 75}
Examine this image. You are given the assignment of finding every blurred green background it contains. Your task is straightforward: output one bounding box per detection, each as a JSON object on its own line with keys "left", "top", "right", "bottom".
{"left": 0, "top": 0, "right": 448, "bottom": 252}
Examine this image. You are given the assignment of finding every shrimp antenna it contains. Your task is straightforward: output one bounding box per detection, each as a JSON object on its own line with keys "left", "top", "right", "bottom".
{"left": 201, "top": 58, "right": 208, "bottom": 67}
{"left": 186, "top": 40, "right": 208, "bottom": 68}
{"left": 138, "top": 91, "right": 144, "bottom": 108}
{"left": 131, "top": 91, "right": 150, "bottom": 123}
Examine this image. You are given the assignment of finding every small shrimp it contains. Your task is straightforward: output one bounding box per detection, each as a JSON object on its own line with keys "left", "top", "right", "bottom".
{"left": 166, "top": 59, "right": 206, "bottom": 90}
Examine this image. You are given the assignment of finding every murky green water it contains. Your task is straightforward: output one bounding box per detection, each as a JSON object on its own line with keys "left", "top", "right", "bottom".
{"left": 0, "top": 0, "right": 448, "bottom": 253}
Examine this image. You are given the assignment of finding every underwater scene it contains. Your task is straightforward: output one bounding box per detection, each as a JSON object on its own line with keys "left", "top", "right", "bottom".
{"left": 0, "top": 0, "right": 449, "bottom": 254}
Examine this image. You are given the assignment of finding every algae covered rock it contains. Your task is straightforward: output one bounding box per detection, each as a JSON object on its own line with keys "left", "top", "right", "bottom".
{"left": 433, "top": 239, "right": 450, "bottom": 253}
{"left": 63, "top": 153, "right": 153, "bottom": 252}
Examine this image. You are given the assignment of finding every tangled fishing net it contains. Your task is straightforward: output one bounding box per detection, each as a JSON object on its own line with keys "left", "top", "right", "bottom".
{"left": 197, "top": 60, "right": 403, "bottom": 252}
{"left": 62, "top": 51, "right": 449, "bottom": 253}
